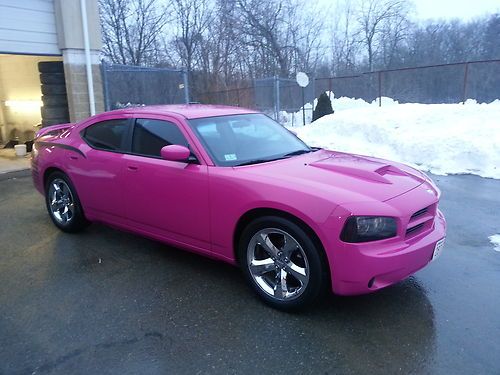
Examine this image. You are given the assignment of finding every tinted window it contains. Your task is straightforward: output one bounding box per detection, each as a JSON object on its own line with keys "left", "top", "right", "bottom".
{"left": 83, "top": 119, "right": 128, "bottom": 151}
{"left": 132, "top": 119, "right": 188, "bottom": 157}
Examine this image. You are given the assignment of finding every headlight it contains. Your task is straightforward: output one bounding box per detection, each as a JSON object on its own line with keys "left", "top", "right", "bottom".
{"left": 340, "top": 216, "right": 397, "bottom": 243}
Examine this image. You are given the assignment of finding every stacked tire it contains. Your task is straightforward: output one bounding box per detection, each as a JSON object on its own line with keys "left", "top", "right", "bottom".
{"left": 38, "top": 62, "right": 70, "bottom": 127}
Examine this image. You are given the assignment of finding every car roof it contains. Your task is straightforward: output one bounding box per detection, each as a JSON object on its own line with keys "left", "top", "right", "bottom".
{"left": 104, "top": 104, "right": 260, "bottom": 119}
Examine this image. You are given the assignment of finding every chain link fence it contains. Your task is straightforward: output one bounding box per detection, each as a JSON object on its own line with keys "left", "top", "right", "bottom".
{"left": 314, "top": 59, "right": 500, "bottom": 106}
{"left": 101, "top": 59, "right": 500, "bottom": 121}
{"left": 101, "top": 62, "right": 190, "bottom": 110}
{"left": 197, "top": 85, "right": 255, "bottom": 108}
{"left": 196, "top": 77, "right": 316, "bottom": 123}
{"left": 195, "top": 59, "right": 500, "bottom": 123}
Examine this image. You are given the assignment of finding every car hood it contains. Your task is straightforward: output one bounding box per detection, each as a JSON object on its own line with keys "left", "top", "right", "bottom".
{"left": 234, "top": 149, "right": 426, "bottom": 204}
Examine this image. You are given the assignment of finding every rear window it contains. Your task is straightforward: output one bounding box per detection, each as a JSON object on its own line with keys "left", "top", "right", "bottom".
{"left": 83, "top": 119, "right": 129, "bottom": 151}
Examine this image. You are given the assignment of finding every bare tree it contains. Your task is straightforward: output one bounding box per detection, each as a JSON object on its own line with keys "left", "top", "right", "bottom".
{"left": 329, "top": 0, "right": 360, "bottom": 74}
{"left": 236, "top": 0, "right": 297, "bottom": 77}
{"left": 198, "top": 0, "right": 245, "bottom": 90}
{"left": 99, "top": 0, "right": 169, "bottom": 66}
{"left": 170, "top": 0, "right": 212, "bottom": 83}
{"left": 291, "top": 2, "right": 324, "bottom": 73}
{"left": 356, "top": 0, "right": 410, "bottom": 71}
{"left": 379, "top": 5, "right": 411, "bottom": 68}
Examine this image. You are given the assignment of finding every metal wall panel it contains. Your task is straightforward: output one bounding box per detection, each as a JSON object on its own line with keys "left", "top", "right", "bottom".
{"left": 0, "top": 0, "right": 60, "bottom": 55}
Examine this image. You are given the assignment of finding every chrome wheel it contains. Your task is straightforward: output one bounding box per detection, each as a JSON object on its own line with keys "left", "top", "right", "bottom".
{"left": 247, "top": 228, "right": 309, "bottom": 301}
{"left": 48, "top": 178, "right": 75, "bottom": 225}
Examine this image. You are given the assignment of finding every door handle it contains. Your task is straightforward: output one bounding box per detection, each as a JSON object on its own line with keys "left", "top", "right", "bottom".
{"left": 69, "top": 155, "right": 78, "bottom": 160}
{"left": 127, "top": 165, "right": 138, "bottom": 171}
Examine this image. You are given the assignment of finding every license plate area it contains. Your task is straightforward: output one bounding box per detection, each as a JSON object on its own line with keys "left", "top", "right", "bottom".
{"left": 432, "top": 238, "right": 445, "bottom": 261}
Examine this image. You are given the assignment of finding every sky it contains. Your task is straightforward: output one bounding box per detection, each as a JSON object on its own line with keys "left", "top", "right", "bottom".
{"left": 413, "top": 0, "right": 499, "bottom": 21}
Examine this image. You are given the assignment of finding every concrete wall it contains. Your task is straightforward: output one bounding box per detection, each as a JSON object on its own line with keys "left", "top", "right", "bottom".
{"left": 54, "top": 0, "right": 104, "bottom": 122}
{"left": 62, "top": 50, "right": 104, "bottom": 121}
{"left": 0, "top": 54, "right": 62, "bottom": 142}
{"left": 54, "top": 0, "right": 102, "bottom": 51}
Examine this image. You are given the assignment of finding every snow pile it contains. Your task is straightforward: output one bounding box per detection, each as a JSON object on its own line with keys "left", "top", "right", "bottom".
{"left": 280, "top": 93, "right": 398, "bottom": 127}
{"left": 292, "top": 98, "right": 500, "bottom": 179}
{"left": 279, "top": 103, "right": 314, "bottom": 126}
{"left": 489, "top": 235, "right": 500, "bottom": 252}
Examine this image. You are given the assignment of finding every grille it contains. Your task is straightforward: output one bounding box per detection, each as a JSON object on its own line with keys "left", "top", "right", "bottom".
{"left": 406, "top": 223, "right": 424, "bottom": 236}
{"left": 410, "top": 207, "right": 428, "bottom": 221}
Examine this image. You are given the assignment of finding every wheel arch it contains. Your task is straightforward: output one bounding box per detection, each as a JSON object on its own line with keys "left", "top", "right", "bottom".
{"left": 43, "top": 167, "right": 67, "bottom": 191}
{"left": 233, "top": 207, "right": 332, "bottom": 288}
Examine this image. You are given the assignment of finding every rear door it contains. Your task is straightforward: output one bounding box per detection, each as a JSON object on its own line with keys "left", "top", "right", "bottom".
{"left": 70, "top": 117, "right": 131, "bottom": 220}
{"left": 122, "top": 117, "right": 211, "bottom": 250}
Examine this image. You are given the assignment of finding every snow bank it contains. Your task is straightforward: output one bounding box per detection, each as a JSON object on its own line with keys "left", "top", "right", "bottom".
{"left": 292, "top": 98, "right": 500, "bottom": 179}
{"left": 489, "top": 234, "right": 500, "bottom": 252}
{"left": 280, "top": 92, "right": 398, "bottom": 127}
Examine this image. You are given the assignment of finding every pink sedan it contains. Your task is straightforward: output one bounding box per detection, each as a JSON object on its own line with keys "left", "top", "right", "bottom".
{"left": 31, "top": 105, "right": 446, "bottom": 310}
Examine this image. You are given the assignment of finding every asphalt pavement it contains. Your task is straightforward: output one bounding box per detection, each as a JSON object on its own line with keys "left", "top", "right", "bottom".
{"left": 0, "top": 170, "right": 499, "bottom": 374}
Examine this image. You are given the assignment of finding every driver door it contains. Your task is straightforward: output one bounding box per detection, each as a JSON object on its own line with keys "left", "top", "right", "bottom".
{"left": 122, "top": 117, "right": 211, "bottom": 251}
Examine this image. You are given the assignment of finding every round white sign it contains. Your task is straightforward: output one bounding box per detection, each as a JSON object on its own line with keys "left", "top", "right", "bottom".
{"left": 296, "top": 72, "right": 309, "bottom": 87}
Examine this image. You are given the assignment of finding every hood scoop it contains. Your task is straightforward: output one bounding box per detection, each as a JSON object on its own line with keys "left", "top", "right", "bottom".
{"left": 309, "top": 154, "right": 410, "bottom": 184}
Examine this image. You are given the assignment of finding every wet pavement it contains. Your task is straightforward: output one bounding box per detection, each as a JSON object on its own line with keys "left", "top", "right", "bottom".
{"left": 0, "top": 171, "right": 499, "bottom": 374}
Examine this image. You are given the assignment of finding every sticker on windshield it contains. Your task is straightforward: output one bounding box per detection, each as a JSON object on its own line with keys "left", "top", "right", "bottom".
{"left": 224, "top": 154, "right": 237, "bottom": 161}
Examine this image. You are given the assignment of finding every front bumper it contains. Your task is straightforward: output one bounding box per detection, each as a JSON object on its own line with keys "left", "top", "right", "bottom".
{"left": 321, "top": 182, "right": 447, "bottom": 296}
{"left": 332, "top": 211, "right": 446, "bottom": 295}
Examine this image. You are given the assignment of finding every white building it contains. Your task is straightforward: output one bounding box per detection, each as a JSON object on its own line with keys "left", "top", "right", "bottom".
{"left": 0, "top": 0, "right": 104, "bottom": 144}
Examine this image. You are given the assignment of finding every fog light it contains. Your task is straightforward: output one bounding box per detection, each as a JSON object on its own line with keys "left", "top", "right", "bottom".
{"left": 368, "top": 277, "right": 375, "bottom": 288}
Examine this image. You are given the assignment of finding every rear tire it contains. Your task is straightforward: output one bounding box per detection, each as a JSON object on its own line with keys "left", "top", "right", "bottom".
{"left": 42, "top": 95, "right": 68, "bottom": 107}
{"left": 41, "top": 118, "right": 70, "bottom": 127}
{"left": 41, "top": 84, "right": 67, "bottom": 95}
{"left": 41, "top": 106, "right": 69, "bottom": 119}
{"left": 40, "top": 73, "right": 66, "bottom": 85}
{"left": 45, "top": 172, "right": 90, "bottom": 233}
{"left": 38, "top": 61, "right": 64, "bottom": 74}
{"left": 238, "top": 216, "right": 326, "bottom": 310}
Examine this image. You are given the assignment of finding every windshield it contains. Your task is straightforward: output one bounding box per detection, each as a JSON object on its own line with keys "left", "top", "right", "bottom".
{"left": 188, "top": 114, "right": 311, "bottom": 166}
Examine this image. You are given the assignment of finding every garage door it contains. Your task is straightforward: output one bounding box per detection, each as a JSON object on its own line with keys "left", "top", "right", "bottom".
{"left": 0, "top": 0, "right": 60, "bottom": 55}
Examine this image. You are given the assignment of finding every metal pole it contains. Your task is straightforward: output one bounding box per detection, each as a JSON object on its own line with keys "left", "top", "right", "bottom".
{"left": 302, "top": 87, "right": 306, "bottom": 126}
{"left": 100, "top": 61, "right": 110, "bottom": 111}
{"left": 311, "top": 74, "right": 315, "bottom": 105}
{"left": 275, "top": 76, "right": 280, "bottom": 120}
{"left": 80, "top": 0, "right": 96, "bottom": 116}
{"left": 378, "top": 71, "right": 382, "bottom": 107}
{"left": 462, "top": 62, "right": 469, "bottom": 104}
{"left": 182, "top": 69, "right": 190, "bottom": 103}
{"left": 328, "top": 78, "right": 332, "bottom": 100}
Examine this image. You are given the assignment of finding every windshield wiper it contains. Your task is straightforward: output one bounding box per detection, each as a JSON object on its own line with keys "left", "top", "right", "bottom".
{"left": 234, "top": 149, "right": 318, "bottom": 166}
{"left": 282, "top": 149, "right": 313, "bottom": 158}
{"left": 234, "top": 158, "right": 279, "bottom": 167}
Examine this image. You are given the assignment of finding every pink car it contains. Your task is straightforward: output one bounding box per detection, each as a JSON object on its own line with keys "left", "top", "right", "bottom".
{"left": 31, "top": 105, "right": 446, "bottom": 310}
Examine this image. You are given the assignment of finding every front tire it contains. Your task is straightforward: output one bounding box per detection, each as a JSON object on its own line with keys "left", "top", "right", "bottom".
{"left": 45, "top": 172, "right": 90, "bottom": 233}
{"left": 238, "top": 216, "right": 327, "bottom": 310}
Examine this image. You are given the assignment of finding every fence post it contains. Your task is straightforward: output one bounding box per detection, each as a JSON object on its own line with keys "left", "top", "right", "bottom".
{"left": 378, "top": 71, "right": 382, "bottom": 107}
{"left": 462, "top": 62, "right": 469, "bottom": 104}
{"left": 311, "top": 74, "right": 315, "bottom": 103}
{"left": 182, "top": 69, "right": 190, "bottom": 104}
{"left": 275, "top": 76, "right": 280, "bottom": 121}
{"left": 100, "top": 60, "right": 110, "bottom": 111}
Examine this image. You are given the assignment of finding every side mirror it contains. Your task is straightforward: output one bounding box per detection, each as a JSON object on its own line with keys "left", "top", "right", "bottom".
{"left": 160, "top": 145, "right": 191, "bottom": 162}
